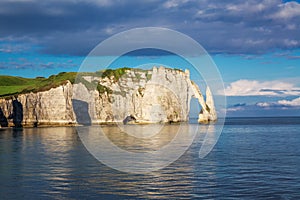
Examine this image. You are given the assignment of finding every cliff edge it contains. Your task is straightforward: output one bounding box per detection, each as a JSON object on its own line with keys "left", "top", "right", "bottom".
{"left": 0, "top": 67, "right": 217, "bottom": 127}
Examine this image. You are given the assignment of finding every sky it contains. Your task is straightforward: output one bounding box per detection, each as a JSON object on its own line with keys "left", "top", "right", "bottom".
{"left": 0, "top": 0, "right": 299, "bottom": 117}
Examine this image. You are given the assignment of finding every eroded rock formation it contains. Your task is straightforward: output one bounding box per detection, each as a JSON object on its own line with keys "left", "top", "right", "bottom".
{"left": 0, "top": 82, "right": 75, "bottom": 126}
{"left": 0, "top": 67, "right": 217, "bottom": 126}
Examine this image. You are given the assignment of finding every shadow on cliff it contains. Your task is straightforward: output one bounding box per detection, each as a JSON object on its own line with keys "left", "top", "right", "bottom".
{"left": 72, "top": 99, "right": 91, "bottom": 126}
{"left": 8, "top": 99, "right": 23, "bottom": 127}
{"left": 0, "top": 107, "right": 8, "bottom": 127}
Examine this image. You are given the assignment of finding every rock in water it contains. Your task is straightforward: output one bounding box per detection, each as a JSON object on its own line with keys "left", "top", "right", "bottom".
{"left": 198, "top": 86, "right": 217, "bottom": 124}
{"left": 0, "top": 67, "right": 217, "bottom": 126}
{"left": 205, "top": 86, "right": 217, "bottom": 121}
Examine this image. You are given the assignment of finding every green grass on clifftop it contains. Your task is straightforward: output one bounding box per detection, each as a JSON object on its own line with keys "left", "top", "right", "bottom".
{"left": 99, "top": 67, "right": 131, "bottom": 82}
{"left": 0, "top": 72, "right": 77, "bottom": 97}
{"left": 0, "top": 68, "right": 131, "bottom": 97}
{"left": 0, "top": 67, "right": 178, "bottom": 97}
{"left": 0, "top": 68, "right": 130, "bottom": 97}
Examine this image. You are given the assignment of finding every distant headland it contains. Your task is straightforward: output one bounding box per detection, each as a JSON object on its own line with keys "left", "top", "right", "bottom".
{"left": 0, "top": 67, "right": 217, "bottom": 127}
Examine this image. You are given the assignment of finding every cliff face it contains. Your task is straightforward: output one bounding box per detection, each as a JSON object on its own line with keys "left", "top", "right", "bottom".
{"left": 0, "top": 82, "right": 75, "bottom": 126}
{"left": 0, "top": 67, "right": 217, "bottom": 127}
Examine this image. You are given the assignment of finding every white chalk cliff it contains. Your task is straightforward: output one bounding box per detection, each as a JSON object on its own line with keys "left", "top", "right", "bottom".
{"left": 0, "top": 82, "right": 75, "bottom": 126}
{"left": 0, "top": 67, "right": 217, "bottom": 126}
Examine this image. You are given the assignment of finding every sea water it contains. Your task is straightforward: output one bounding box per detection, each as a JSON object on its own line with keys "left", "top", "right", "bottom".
{"left": 0, "top": 117, "right": 299, "bottom": 199}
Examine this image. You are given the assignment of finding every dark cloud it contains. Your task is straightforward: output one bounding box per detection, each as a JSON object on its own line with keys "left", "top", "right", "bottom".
{"left": 259, "top": 89, "right": 287, "bottom": 95}
{"left": 0, "top": 58, "right": 78, "bottom": 70}
{"left": 233, "top": 103, "right": 246, "bottom": 107}
{"left": 0, "top": 0, "right": 300, "bottom": 55}
{"left": 227, "top": 101, "right": 300, "bottom": 117}
{"left": 274, "top": 52, "right": 300, "bottom": 59}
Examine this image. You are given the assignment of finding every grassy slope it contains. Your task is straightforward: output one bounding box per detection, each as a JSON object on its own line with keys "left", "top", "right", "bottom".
{"left": 0, "top": 68, "right": 131, "bottom": 97}
{"left": 0, "top": 67, "right": 170, "bottom": 97}
{"left": 0, "top": 72, "right": 77, "bottom": 97}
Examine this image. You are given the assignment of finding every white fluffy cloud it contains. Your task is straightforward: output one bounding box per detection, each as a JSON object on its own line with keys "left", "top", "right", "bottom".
{"left": 223, "top": 79, "right": 300, "bottom": 96}
{"left": 257, "top": 97, "right": 300, "bottom": 107}
{"left": 163, "top": 0, "right": 190, "bottom": 8}
{"left": 271, "top": 1, "right": 300, "bottom": 19}
{"left": 278, "top": 97, "right": 300, "bottom": 106}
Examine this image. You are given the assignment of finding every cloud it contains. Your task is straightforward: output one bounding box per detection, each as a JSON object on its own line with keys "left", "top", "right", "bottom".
{"left": 0, "top": 57, "right": 78, "bottom": 70}
{"left": 278, "top": 97, "right": 300, "bottom": 106}
{"left": 227, "top": 103, "right": 247, "bottom": 112}
{"left": 0, "top": 42, "right": 30, "bottom": 53}
{"left": 226, "top": 97, "right": 300, "bottom": 117}
{"left": 257, "top": 97, "right": 300, "bottom": 107}
{"left": 223, "top": 79, "right": 300, "bottom": 96}
{"left": 271, "top": 1, "right": 300, "bottom": 19}
{"left": 163, "top": 0, "right": 190, "bottom": 8}
{"left": 274, "top": 51, "right": 300, "bottom": 60}
{"left": 0, "top": 0, "right": 299, "bottom": 55}
{"left": 233, "top": 103, "right": 246, "bottom": 107}
{"left": 227, "top": 107, "right": 244, "bottom": 112}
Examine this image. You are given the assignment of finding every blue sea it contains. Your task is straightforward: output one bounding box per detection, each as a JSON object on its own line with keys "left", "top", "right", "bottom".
{"left": 0, "top": 117, "right": 300, "bottom": 199}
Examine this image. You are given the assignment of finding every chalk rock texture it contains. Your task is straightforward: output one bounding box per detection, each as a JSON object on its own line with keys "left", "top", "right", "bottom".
{"left": 0, "top": 81, "right": 75, "bottom": 126}
{"left": 0, "top": 67, "right": 217, "bottom": 126}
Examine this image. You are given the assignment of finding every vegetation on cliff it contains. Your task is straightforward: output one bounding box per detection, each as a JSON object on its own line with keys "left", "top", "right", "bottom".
{"left": 0, "top": 72, "right": 77, "bottom": 97}
{"left": 0, "top": 67, "right": 171, "bottom": 97}
{"left": 0, "top": 67, "right": 217, "bottom": 125}
{"left": 99, "top": 67, "right": 131, "bottom": 82}
{"left": 0, "top": 68, "right": 130, "bottom": 97}
{"left": 97, "top": 84, "right": 113, "bottom": 95}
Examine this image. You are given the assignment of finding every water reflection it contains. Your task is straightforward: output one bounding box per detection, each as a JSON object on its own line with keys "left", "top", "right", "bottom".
{"left": 0, "top": 126, "right": 213, "bottom": 199}
{"left": 77, "top": 124, "right": 206, "bottom": 173}
{"left": 101, "top": 124, "right": 179, "bottom": 152}
{"left": 2, "top": 122, "right": 297, "bottom": 199}
{"left": 199, "top": 125, "right": 220, "bottom": 158}
{"left": 0, "top": 127, "right": 83, "bottom": 199}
